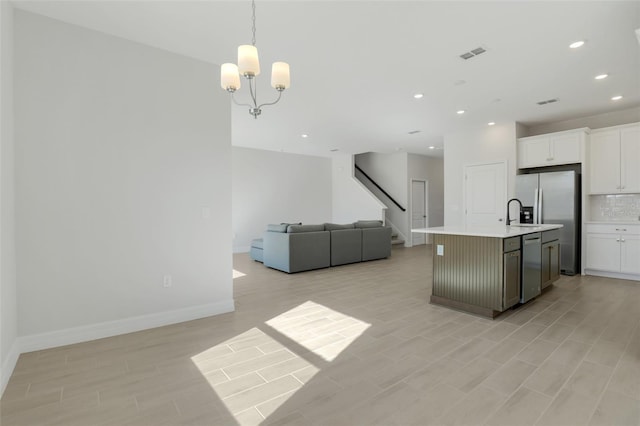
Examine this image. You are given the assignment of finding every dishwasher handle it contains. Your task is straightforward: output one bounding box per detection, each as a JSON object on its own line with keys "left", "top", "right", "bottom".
{"left": 524, "top": 237, "right": 541, "bottom": 245}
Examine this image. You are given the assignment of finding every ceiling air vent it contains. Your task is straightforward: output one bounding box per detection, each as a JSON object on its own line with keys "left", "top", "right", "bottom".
{"left": 459, "top": 46, "right": 488, "bottom": 60}
{"left": 537, "top": 98, "right": 559, "bottom": 105}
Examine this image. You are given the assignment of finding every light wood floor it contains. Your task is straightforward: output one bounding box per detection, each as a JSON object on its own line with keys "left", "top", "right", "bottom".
{"left": 2, "top": 245, "right": 640, "bottom": 426}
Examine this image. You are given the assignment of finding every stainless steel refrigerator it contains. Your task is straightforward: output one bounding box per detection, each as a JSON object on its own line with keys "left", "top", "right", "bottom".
{"left": 515, "top": 171, "right": 580, "bottom": 275}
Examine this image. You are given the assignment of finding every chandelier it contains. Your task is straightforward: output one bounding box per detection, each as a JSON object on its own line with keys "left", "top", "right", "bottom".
{"left": 220, "top": 0, "right": 290, "bottom": 119}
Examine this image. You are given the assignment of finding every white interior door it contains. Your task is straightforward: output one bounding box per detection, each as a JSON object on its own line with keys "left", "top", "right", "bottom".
{"left": 464, "top": 162, "right": 506, "bottom": 227}
{"left": 411, "top": 180, "right": 428, "bottom": 245}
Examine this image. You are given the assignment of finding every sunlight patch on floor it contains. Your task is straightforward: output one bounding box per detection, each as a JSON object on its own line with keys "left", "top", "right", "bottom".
{"left": 265, "top": 301, "right": 371, "bottom": 362}
{"left": 232, "top": 269, "right": 246, "bottom": 279}
{"left": 190, "top": 301, "right": 369, "bottom": 422}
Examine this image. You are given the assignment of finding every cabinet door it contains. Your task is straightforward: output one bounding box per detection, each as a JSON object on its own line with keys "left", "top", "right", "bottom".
{"left": 620, "top": 126, "right": 640, "bottom": 193}
{"left": 541, "top": 242, "right": 551, "bottom": 286}
{"left": 541, "top": 241, "right": 560, "bottom": 289}
{"left": 550, "top": 133, "right": 581, "bottom": 165}
{"left": 548, "top": 241, "right": 561, "bottom": 283}
{"left": 503, "top": 250, "right": 521, "bottom": 309}
{"left": 519, "top": 137, "right": 550, "bottom": 168}
{"left": 586, "top": 233, "right": 620, "bottom": 272}
{"left": 590, "top": 131, "right": 621, "bottom": 194}
{"left": 620, "top": 235, "right": 640, "bottom": 275}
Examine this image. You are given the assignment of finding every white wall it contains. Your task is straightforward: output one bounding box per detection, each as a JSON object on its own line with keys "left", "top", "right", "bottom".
{"left": 355, "top": 152, "right": 408, "bottom": 236}
{"left": 525, "top": 106, "right": 640, "bottom": 136}
{"left": 407, "top": 154, "right": 444, "bottom": 231}
{"left": 14, "top": 11, "right": 233, "bottom": 345}
{"left": 332, "top": 154, "right": 385, "bottom": 224}
{"left": 232, "top": 147, "right": 332, "bottom": 252}
{"left": 444, "top": 122, "right": 517, "bottom": 226}
{"left": 1, "top": 0, "right": 18, "bottom": 395}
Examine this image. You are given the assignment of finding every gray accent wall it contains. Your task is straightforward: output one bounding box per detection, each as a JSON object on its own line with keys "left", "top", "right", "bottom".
{"left": 13, "top": 11, "right": 233, "bottom": 338}
{"left": 1, "top": 0, "right": 17, "bottom": 395}
{"left": 408, "top": 153, "right": 444, "bottom": 234}
{"left": 355, "top": 152, "right": 444, "bottom": 245}
{"left": 232, "top": 147, "right": 332, "bottom": 252}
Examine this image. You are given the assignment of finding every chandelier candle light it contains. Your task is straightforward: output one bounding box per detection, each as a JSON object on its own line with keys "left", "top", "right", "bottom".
{"left": 220, "top": 0, "right": 290, "bottom": 119}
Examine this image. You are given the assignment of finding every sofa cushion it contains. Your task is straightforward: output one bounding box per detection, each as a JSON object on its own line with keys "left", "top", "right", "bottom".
{"left": 324, "top": 223, "right": 355, "bottom": 231}
{"left": 287, "top": 224, "right": 325, "bottom": 233}
{"left": 251, "top": 238, "right": 263, "bottom": 249}
{"left": 267, "top": 224, "right": 288, "bottom": 233}
{"left": 354, "top": 220, "right": 384, "bottom": 229}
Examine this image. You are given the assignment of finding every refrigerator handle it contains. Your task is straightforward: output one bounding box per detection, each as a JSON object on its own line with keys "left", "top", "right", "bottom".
{"left": 533, "top": 188, "right": 539, "bottom": 224}
{"left": 538, "top": 187, "right": 543, "bottom": 224}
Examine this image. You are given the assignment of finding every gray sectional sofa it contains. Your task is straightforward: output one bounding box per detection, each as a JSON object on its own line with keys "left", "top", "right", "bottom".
{"left": 250, "top": 220, "right": 392, "bottom": 273}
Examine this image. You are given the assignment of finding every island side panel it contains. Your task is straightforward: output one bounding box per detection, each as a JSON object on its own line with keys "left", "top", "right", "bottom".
{"left": 432, "top": 234, "right": 503, "bottom": 312}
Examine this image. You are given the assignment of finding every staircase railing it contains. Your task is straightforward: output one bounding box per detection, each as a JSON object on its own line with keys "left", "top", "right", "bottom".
{"left": 354, "top": 164, "right": 406, "bottom": 212}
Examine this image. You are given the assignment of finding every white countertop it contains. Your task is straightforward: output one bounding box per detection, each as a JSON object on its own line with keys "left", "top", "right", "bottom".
{"left": 411, "top": 224, "right": 563, "bottom": 238}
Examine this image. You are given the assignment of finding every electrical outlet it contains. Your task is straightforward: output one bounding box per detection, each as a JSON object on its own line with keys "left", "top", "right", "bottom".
{"left": 163, "top": 275, "right": 172, "bottom": 288}
{"left": 437, "top": 245, "right": 444, "bottom": 256}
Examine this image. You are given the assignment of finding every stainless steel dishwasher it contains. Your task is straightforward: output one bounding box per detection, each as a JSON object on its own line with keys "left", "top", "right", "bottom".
{"left": 521, "top": 232, "right": 542, "bottom": 303}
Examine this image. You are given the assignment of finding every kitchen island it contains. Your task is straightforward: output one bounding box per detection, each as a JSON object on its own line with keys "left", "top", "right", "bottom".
{"left": 412, "top": 224, "right": 563, "bottom": 318}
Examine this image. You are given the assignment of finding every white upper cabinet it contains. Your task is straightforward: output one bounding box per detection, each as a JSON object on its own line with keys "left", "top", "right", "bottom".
{"left": 518, "top": 129, "right": 585, "bottom": 169}
{"left": 621, "top": 126, "right": 640, "bottom": 193}
{"left": 589, "top": 124, "right": 640, "bottom": 194}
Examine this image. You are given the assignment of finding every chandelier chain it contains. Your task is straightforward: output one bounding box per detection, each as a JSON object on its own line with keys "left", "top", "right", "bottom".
{"left": 251, "top": 0, "right": 256, "bottom": 46}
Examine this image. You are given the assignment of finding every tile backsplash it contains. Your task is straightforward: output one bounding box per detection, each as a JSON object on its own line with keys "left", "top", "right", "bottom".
{"left": 590, "top": 194, "right": 640, "bottom": 222}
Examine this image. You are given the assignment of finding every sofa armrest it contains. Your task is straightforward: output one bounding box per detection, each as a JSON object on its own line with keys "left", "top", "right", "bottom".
{"left": 361, "top": 226, "right": 392, "bottom": 261}
{"left": 263, "top": 231, "right": 330, "bottom": 273}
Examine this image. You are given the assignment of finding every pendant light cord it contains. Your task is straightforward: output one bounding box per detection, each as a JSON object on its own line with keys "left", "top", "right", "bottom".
{"left": 251, "top": 0, "right": 256, "bottom": 46}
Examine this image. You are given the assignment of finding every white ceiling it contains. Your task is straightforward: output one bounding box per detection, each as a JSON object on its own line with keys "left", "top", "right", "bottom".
{"left": 12, "top": 1, "right": 640, "bottom": 158}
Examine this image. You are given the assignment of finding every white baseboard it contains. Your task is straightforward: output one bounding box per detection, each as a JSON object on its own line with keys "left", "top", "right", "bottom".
{"left": 18, "top": 299, "right": 235, "bottom": 354}
{"left": 1, "top": 340, "right": 21, "bottom": 397}
{"left": 584, "top": 269, "right": 640, "bottom": 282}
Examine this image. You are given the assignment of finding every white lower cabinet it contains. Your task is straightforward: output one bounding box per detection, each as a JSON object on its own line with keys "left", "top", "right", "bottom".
{"left": 620, "top": 235, "right": 640, "bottom": 275}
{"left": 586, "top": 224, "right": 640, "bottom": 278}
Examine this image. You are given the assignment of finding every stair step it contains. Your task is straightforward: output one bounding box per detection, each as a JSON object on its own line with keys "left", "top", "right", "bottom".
{"left": 391, "top": 239, "right": 405, "bottom": 245}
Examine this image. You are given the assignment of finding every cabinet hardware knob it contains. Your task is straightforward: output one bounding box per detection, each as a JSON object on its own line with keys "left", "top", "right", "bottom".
{"left": 621, "top": 239, "right": 626, "bottom": 242}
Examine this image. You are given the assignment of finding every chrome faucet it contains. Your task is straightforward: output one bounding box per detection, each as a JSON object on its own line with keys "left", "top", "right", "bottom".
{"left": 506, "top": 198, "right": 523, "bottom": 225}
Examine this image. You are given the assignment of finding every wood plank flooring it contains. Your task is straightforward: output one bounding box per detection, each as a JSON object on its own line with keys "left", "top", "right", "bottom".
{"left": 2, "top": 245, "right": 640, "bottom": 425}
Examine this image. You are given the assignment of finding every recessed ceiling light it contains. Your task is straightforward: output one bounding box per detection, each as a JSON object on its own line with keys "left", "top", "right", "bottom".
{"left": 488, "top": 122, "right": 496, "bottom": 126}
{"left": 457, "top": 110, "right": 466, "bottom": 115}
{"left": 301, "top": 134, "right": 309, "bottom": 138}
{"left": 595, "top": 74, "right": 608, "bottom": 80}
{"left": 413, "top": 93, "right": 424, "bottom": 99}
{"left": 569, "top": 40, "right": 585, "bottom": 49}
{"left": 429, "top": 146, "right": 435, "bottom": 150}
{"left": 611, "top": 95, "right": 623, "bottom": 101}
